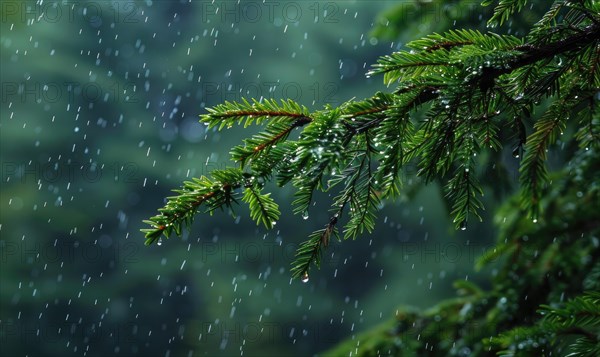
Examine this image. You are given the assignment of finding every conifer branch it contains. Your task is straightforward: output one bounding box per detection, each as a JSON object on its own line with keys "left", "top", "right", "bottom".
{"left": 483, "top": 0, "right": 530, "bottom": 26}
{"left": 201, "top": 98, "right": 311, "bottom": 129}
{"left": 231, "top": 116, "right": 312, "bottom": 166}
{"left": 142, "top": 169, "right": 245, "bottom": 245}
{"left": 242, "top": 185, "right": 281, "bottom": 229}
{"left": 143, "top": 1, "right": 600, "bottom": 287}
{"left": 486, "top": 22, "right": 600, "bottom": 78}
{"left": 290, "top": 213, "right": 340, "bottom": 280}
{"left": 343, "top": 133, "right": 379, "bottom": 240}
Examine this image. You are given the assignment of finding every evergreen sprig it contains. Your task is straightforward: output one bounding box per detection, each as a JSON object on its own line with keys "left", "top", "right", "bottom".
{"left": 241, "top": 186, "right": 280, "bottom": 229}
{"left": 291, "top": 215, "right": 339, "bottom": 280}
{"left": 539, "top": 292, "right": 600, "bottom": 331}
{"left": 142, "top": 168, "right": 245, "bottom": 245}
{"left": 230, "top": 116, "right": 312, "bottom": 167}
{"left": 482, "top": 0, "right": 530, "bottom": 26}
{"left": 143, "top": 1, "right": 600, "bottom": 282}
{"left": 368, "top": 29, "right": 523, "bottom": 85}
{"left": 141, "top": 2, "right": 600, "bottom": 354}
{"left": 490, "top": 292, "right": 600, "bottom": 356}
{"left": 327, "top": 136, "right": 600, "bottom": 356}
{"left": 201, "top": 98, "right": 311, "bottom": 130}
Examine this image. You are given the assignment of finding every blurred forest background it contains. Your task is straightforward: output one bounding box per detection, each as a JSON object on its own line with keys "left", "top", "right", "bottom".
{"left": 0, "top": 1, "right": 537, "bottom": 356}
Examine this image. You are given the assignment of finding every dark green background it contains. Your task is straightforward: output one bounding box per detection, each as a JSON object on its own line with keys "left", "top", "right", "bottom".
{"left": 1, "top": 1, "right": 503, "bottom": 356}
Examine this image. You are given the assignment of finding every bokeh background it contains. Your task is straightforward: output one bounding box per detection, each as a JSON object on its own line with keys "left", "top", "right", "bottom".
{"left": 1, "top": 1, "right": 507, "bottom": 356}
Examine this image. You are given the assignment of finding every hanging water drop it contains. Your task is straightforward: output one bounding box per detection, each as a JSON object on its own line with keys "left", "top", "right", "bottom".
{"left": 302, "top": 211, "right": 309, "bottom": 220}
{"left": 512, "top": 146, "right": 521, "bottom": 158}
{"left": 460, "top": 220, "right": 467, "bottom": 231}
{"left": 157, "top": 238, "right": 163, "bottom": 246}
{"left": 301, "top": 273, "right": 309, "bottom": 283}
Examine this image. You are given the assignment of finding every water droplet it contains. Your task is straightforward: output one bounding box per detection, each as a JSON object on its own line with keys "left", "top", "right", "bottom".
{"left": 157, "top": 238, "right": 163, "bottom": 246}
{"left": 460, "top": 221, "right": 467, "bottom": 231}
{"left": 512, "top": 146, "right": 520, "bottom": 158}
{"left": 302, "top": 212, "right": 309, "bottom": 220}
{"left": 532, "top": 218, "right": 538, "bottom": 223}
{"left": 301, "top": 273, "right": 309, "bottom": 283}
